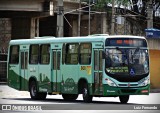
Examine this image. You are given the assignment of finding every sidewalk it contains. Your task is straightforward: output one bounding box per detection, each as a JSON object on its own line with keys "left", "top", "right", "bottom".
{"left": 0, "top": 84, "right": 30, "bottom": 98}
{"left": 0, "top": 82, "right": 7, "bottom": 85}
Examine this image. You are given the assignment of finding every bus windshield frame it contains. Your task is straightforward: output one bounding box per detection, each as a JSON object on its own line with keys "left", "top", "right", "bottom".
{"left": 105, "top": 38, "right": 149, "bottom": 82}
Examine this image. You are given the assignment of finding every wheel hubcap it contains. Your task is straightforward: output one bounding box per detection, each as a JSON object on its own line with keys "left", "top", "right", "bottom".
{"left": 31, "top": 85, "right": 36, "bottom": 96}
{"left": 83, "top": 88, "right": 87, "bottom": 96}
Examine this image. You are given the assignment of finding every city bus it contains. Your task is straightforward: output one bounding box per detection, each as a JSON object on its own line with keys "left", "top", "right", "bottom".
{"left": 7, "top": 35, "right": 150, "bottom": 103}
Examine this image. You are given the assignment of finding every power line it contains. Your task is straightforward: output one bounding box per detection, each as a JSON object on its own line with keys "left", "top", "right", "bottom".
{"left": 64, "top": 3, "right": 95, "bottom": 15}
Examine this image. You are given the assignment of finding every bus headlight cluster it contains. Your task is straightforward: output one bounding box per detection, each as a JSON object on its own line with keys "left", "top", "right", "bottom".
{"left": 139, "top": 77, "right": 150, "bottom": 86}
{"left": 106, "top": 78, "right": 117, "bottom": 87}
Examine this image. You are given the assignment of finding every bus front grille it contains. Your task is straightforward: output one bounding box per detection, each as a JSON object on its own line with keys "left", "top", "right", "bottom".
{"left": 118, "top": 84, "right": 138, "bottom": 87}
{"left": 121, "top": 89, "right": 137, "bottom": 93}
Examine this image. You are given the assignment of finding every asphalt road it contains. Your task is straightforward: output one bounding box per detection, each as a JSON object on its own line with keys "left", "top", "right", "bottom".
{"left": 0, "top": 85, "right": 159, "bottom": 112}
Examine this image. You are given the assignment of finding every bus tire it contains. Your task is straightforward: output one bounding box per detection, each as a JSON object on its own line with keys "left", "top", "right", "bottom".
{"left": 82, "top": 84, "right": 92, "bottom": 103}
{"left": 62, "top": 94, "right": 78, "bottom": 101}
{"left": 30, "top": 80, "right": 39, "bottom": 100}
{"left": 119, "top": 95, "right": 129, "bottom": 104}
{"left": 29, "top": 80, "right": 47, "bottom": 100}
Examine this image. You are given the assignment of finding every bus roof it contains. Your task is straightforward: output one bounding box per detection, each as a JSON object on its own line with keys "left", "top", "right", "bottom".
{"left": 108, "top": 35, "right": 146, "bottom": 39}
{"left": 9, "top": 36, "right": 105, "bottom": 45}
{"left": 9, "top": 35, "right": 146, "bottom": 45}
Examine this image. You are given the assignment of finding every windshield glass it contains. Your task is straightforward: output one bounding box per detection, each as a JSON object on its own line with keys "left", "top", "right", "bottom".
{"left": 105, "top": 48, "right": 149, "bottom": 76}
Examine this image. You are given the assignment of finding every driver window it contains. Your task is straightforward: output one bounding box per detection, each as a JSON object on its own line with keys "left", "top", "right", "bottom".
{"left": 109, "top": 49, "right": 122, "bottom": 64}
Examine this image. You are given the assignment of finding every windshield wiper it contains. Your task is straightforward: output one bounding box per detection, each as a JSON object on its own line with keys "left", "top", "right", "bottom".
{"left": 134, "top": 47, "right": 140, "bottom": 54}
{"left": 116, "top": 47, "right": 128, "bottom": 64}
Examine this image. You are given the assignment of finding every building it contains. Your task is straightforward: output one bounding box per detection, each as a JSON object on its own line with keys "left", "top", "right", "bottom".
{"left": 145, "top": 29, "right": 160, "bottom": 89}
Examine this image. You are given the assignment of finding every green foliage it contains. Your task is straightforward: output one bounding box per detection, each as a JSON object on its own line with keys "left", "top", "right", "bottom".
{"left": 94, "top": 0, "right": 131, "bottom": 11}
{"left": 93, "top": 0, "right": 108, "bottom": 11}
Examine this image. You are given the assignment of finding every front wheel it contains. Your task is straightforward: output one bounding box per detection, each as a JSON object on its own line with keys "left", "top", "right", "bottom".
{"left": 29, "top": 81, "right": 47, "bottom": 100}
{"left": 82, "top": 84, "right": 92, "bottom": 103}
{"left": 119, "top": 95, "right": 129, "bottom": 104}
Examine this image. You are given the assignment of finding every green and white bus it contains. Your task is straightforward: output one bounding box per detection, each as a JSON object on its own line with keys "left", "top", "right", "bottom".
{"left": 7, "top": 35, "right": 150, "bottom": 103}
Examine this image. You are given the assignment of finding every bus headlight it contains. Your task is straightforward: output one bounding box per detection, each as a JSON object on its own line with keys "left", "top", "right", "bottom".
{"left": 139, "top": 77, "right": 150, "bottom": 86}
{"left": 106, "top": 78, "right": 117, "bottom": 87}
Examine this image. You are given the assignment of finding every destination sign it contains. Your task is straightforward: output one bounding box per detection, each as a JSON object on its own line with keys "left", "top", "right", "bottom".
{"left": 106, "top": 38, "right": 147, "bottom": 47}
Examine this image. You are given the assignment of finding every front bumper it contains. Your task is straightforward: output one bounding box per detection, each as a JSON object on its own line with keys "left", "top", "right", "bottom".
{"left": 103, "top": 84, "right": 150, "bottom": 96}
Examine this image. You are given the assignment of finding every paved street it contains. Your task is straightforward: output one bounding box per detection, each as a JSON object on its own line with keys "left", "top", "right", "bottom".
{"left": 0, "top": 85, "right": 160, "bottom": 112}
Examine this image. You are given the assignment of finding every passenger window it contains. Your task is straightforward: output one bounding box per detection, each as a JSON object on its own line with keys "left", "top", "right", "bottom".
{"left": 53, "top": 51, "right": 61, "bottom": 70}
{"left": 21, "top": 52, "right": 28, "bottom": 69}
{"left": 9, "top": 45, "right": 19, "bottom": 64}
{"left": 40, "top": 44, "right": 50, "bottom": 64}
{"left": 29, "top": 45, "right": 39, "bottom": 64}
{"left": 57, "top": 51, "right": 61, "bottom": 70}
{"left": 80, "top": 43, "right": 92, "bottom": 64}
{"left": 62, "top": 44, "right": 66, "bottom": 64}
{"left": 99, "top": 50, "right": 103, "bottom": 71}
{"left": 65, "top": 43, "right": 79, "bottom": 64}
{"left": 94, "top": 50, "right": 98, "bottom": 70}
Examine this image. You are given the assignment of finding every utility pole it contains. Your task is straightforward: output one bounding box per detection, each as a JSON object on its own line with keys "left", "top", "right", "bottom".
{"left": 78, "top": 0, "right": 81, "bottom": 36}
{"left": 147, "top": 0, "right": 153, "bottom": 28}
{"left": 111, "top": 0, "right": 115, "bottom": 35}
{"left": 88, "top": 0, "right": 91, "bottom": 35}
{"left": 57, "top": 0, "right": 64, "bottom": 37}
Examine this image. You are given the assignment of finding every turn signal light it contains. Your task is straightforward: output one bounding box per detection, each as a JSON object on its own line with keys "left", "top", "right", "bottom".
{"left": 141, "top": 90, "right": 148, "bottom": 93}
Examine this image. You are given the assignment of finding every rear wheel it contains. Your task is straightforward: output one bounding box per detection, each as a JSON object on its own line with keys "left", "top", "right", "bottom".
{"left": 119, "top": 95, "right": 129, "bottom": 104}
{"left": 62, "top": 94, "right": 78, "bottom": 101}
{"left": 82, "top": 83, "right": 92, "bottom": 103}
{"left": 29, "top": 80, "right": 47, "bottom": 100}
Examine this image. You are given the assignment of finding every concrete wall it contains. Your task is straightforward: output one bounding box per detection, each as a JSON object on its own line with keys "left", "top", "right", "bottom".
{"left": 147, "top": 39, "right": 160, "bottom": 89}
{"left": 0, "top": 0, "right": 44, "bottom": 11}
{"left": 80, "top": 14, "right": 104, "bottom": 36}
{"left": 12, "top": 18, "right": 31, "bottom": 39}
{"left": 0, "top": 18, "right": 11, "bottom": 53}
{"left": 147, "top": 39, "right": 160, "bottom": 50}
{"left": 12, "top": 17, "right": 39, "bottom": 39}
{"left": 0, "top": 17, "right": 39, "bottom": 53}
{"left": 149, "top": 50, "right": 160, "bottom": 89}
{"left": 72, "top": 19, "right": 78, "bottom": 36}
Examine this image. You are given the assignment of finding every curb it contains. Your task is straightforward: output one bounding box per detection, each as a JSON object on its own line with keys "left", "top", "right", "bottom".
{"left": 150, "top": 89, "right": 160, "bottom": 93}
{"left": 0, "top": 82, "right": 7, "bottom": 85}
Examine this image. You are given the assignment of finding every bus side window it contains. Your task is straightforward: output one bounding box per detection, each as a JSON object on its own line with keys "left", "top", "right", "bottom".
{"left": 9, "top": 45, "right": 19, "bottom": 64}
{"left": 40, "top": 44, "right": 50, "bottom": 64}
{"left": 65, "top": 43, "right": 79, "bottom": 64}
{"left": 79, "top": 43, "right": 92, "bottom": 64}
{"left": 62, "top": 44, "right": 66, "bottom": 64}
{"left": 29, "top": 45, "right": 39, "bottom": 64}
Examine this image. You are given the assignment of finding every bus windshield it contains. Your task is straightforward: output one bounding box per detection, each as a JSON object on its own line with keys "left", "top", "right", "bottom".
{"left": 105, "top": 48, "right": 149, "bottom": 76}
{"left": 105, "top": 38, "right": 149, "bottom": 76}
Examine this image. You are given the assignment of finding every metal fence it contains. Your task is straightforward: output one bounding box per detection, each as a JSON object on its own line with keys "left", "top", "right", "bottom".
{"left": 0, "top": 54, "right": 7, "bottom": 83}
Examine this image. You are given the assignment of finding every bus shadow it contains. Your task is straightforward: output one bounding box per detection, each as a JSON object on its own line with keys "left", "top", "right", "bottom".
{"left": 2, "top": 97, "right": 140, "bottom": 105}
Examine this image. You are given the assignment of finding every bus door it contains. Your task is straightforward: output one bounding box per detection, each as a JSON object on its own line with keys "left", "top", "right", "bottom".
{"left": 8, "top": 45, "right": 20, "bottom": 90}
{"left": 52, "top": 49, "right": 61, "bottom": 92}
{"left": 20, "top": 50, "right": 28, "bottom": 90}
{"left": 93, "top": 49, "right": 103, "bottom": 95}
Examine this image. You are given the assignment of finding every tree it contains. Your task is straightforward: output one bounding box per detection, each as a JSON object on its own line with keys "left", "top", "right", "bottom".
{"left": 94, "top": 0, "right": 130, "bottom": 10}
{"left": 132, "top": 0, "right": 160, "bottom": 28}
{"left": 93, "top": 0, "right": 160, "bottom": 29}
